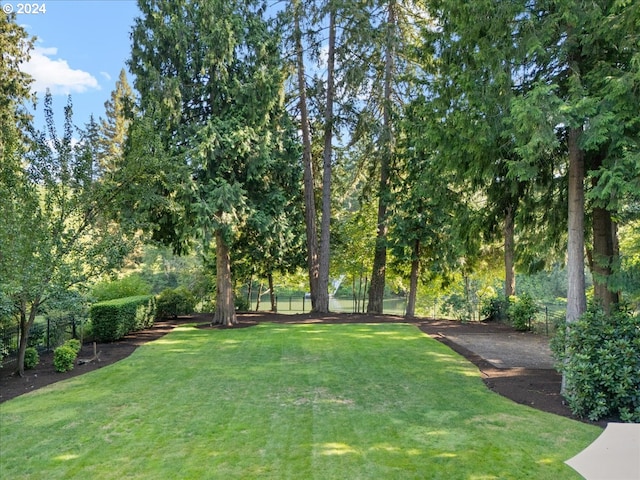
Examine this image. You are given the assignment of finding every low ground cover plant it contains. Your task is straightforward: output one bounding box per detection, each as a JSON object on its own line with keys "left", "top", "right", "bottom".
{"left": 1, "top": 323, "right": 600, "bottom": 479}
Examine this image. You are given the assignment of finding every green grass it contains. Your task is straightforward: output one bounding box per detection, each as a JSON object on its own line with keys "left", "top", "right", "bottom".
{"left": 0, "top": 323, "right": 600, "bottom": 479}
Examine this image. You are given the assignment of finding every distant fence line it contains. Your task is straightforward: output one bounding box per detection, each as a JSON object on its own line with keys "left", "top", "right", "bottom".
{"left": 0, "top": 299, "right": 565, "bottom": 363}
{"left": 248, "top": 294, "right": 565, "bottom": 336}
{"left": 1, "top": 317, "right": 82, "bottom": 363}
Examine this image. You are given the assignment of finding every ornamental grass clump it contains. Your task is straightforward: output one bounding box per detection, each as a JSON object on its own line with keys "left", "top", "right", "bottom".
{"left": 552, "top": 304, "right": 640, "bottom": 422}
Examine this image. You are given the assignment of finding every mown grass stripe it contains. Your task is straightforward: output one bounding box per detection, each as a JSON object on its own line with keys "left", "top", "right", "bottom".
{"left": 1, "top": 322, "right": 599, "bottom": 479}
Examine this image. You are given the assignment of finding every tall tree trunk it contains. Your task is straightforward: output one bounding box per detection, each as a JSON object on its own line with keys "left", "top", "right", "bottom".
{"left": 591, "top": 207, "right": 620, "bottom": 313}
{"left": 213, "top": 230, "right": 237, "bottom": 326}
{"left": 293, "top": 0, "right": 319, "bottom": 310}
{"left": 315, "top": 9, "right": 336, "bottom": 313}
{"left": 268, "top": 273, "right": 276, "bottom": 312}
{"left": 587, "top": 150, "right": 620, "bottom": 313}
{"left": 504, "top": 206, "right": 516, "bottom": 298}
{"left": 566, "top": 126, "right": 587, "bottom": 324}
{"left": 406, "top": 239, "right": 419, "bottom": 318}
{"left": 368, "top": 1, "right": 396, "bottom": 314}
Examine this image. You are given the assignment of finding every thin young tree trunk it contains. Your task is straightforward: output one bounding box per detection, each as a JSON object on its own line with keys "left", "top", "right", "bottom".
{"left": 504, "top": 206, "right": 516, "bottom": 298}
{"left": 368, "top": 1, "right": 396, "bottom": 314}
{"left": 213, "top": 230, "right": 237, "bottom": 326}
{"left": 16, "top": 301, "right": 39, "bottom": 377}
{"left": 406, "top": 239, "right": 419, "bottom": 318}
{"left": 316, "top": 9, "right": 336, "bottom": 313}
{"left": 255, "top": 282, "right": 263, "bottom": 311}
{"left": 293, "top": 0, "right": 319, "bottom": 310}
{"left": 246, "top": 274, "right": 253, "bottom": 307}
{"left": 268, "top": 273, "right": 276, "bottom": 312}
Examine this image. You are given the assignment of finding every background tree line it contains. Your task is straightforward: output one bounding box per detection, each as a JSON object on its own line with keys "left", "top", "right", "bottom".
{"left": 1, "top": 1, "right": 639, "bottom": 379}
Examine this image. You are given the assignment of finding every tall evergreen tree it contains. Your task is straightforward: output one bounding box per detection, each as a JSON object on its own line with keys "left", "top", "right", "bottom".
{"left": 99, "top": 69, "right": 136, "bottom": 175}
{"left": 129, "top": 0, "right": 291, "bottom": 325}
{"left": 326, "top": 0, "right": 430, "bottom": 313}
{"left": 291, "top": 0, "right": 320, "bottom": 310}
{"left": 508, "top": 1, "right": 640, "bottom": 320}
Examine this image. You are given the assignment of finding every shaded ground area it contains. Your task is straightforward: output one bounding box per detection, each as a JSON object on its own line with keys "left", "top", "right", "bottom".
{"left": 1, "top": 311, "right": 581, "bottom": 423}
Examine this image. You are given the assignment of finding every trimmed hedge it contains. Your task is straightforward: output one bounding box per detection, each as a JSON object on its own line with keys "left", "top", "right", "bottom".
{"left": 90, "top": 295, "right": 156, "bottom": 342}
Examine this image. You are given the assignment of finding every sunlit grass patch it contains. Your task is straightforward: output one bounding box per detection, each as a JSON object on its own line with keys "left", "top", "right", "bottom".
{"left": 1, "top": 322, "right": 600, "bottom": 479}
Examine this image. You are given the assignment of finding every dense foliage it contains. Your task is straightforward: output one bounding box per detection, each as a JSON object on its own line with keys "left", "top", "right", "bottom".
{"left": 552, "top": 305, "right": 640, "bottom": 422}
{"left": 91, "top": 275, "right": 152, "bottom": 302}
{"left": 23, "top": 347, "right": 39, "bottom": 370}
{"left": 156, "top": 287, "right": 196, "bottom": 319}
{"left": 507, "top": 294, "right": 538, "bottom": 332}
{"left": 53, "top": 345, "right": 77, "bottom": 373}
{"left": 90, "top": 295, "right": 156, "bottom": 342}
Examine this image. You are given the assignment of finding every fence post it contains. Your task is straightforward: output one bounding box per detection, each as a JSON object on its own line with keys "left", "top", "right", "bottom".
{"left": 545, "top": 306, "right": 549, "bottom": 336}
{"left": 47, "top": 317, "right": 51, "bottom": 351}
{"left": 302, "top": 296, "right": 306, "bottom": 313}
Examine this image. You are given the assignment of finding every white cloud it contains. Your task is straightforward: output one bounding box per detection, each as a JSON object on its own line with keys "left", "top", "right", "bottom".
{"left": 23, "top": 46, "right": 100, "bottom": 95}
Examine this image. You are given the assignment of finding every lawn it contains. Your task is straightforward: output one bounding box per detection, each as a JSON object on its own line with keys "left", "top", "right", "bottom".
{"left": 0, "top": 323, "right": 600, "bottom": 479}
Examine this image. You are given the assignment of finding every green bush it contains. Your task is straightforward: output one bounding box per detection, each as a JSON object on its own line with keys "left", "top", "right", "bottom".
{"left": 91, "top": 274, "right": 151, "bottom": 302}
{"left": 507, "top": 293, "right": 537, "bottom": 331}
{"left": 0, "top": 339, "right": 7, "bottom": 367}
{"left": 53, "top": 345, "right": 77, "bottom": 372}
{"left": 156, "top": 287, "right": 196, "bottom": 319}
{"left": 64, "top": 338, "right": 81, "bottom": 354}
{"left": 481, "top": 295, "right": 509, "bottom": 322}
{"left": 234, "top": 295, "right": 250, "bottom": 312}
{"left": 24, "top": 347, "right": 40, "bottom": 370}
{"left": 442, "top": 293, "right": 474, "bottom": 322}
{"left": 90, "top": 295, "right": 156, "bottom": 342}
{"left": 551, "top": 305, "right": 640, "bottom": 422}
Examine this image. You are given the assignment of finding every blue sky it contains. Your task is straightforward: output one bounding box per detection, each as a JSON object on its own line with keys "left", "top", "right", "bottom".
{"left": 9, "top": 0, "right": 140, "bottom": 128}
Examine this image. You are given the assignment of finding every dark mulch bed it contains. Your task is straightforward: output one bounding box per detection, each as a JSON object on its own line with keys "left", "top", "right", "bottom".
{"left": 0, "top": 311, "right": 589, "bottom": 424}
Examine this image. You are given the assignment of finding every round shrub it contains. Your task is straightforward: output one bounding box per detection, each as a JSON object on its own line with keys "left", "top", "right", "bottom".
{"left": 552, "top": 305, "right": 640, "bottom": 422}
{"left": 507, "top": 293, "right": 537, "bottom": 331}
{"left": 64, "top": 338, "right": 82, "bottom": 354}
{"left": 156, "top": 287, "right": 196, "bottom": 319}
{"left": 481, "top": 295, "right": 509, "bottom": 322}
{"left": 53, "top": 345, "right": 77, "bottom": 373}
{"left": 24, "top": 347, "right": 40, "bottom": 370}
